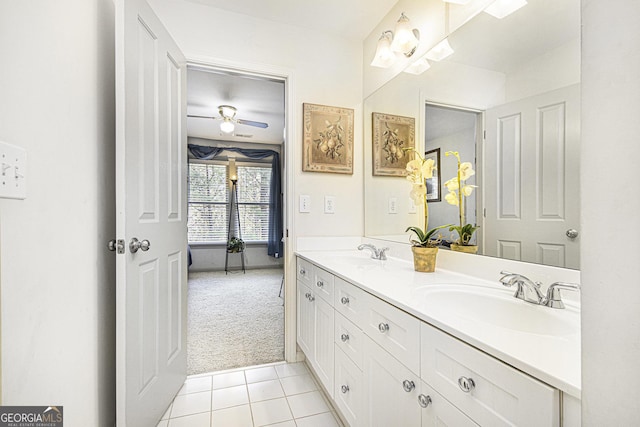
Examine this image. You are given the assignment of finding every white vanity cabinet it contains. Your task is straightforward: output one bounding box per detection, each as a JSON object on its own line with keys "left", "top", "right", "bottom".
{"left": 296, "top": 259, "right": 335, "bottom": 398}
{"left": 295, "top": 256, "right": 572, "bottom": 427}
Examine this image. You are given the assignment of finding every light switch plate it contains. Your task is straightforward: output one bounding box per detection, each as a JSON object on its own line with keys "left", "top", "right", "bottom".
{"left": 0, "top": 141, "right": 27, "bottom": 200}
{"left": 388, "top": 197, "right": 398, "bottom": 214}
{"left": 408, "top": 198, "right": 417, "bottom": 214}
{"left": 299, "top": 195, "right": 311, "bottom": 213}
{"left": 324, "top": 196, "right": 336, "bottom": 214}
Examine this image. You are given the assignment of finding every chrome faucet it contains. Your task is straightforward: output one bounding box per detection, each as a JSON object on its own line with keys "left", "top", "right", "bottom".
{"left": 499, "top": 271, "right": 545, "bottom": 304}
{"left": 499, "top": 271, "right": 580, "bottom": 309}
{"left": 357, "top": 244, "right": 389, "bottom": 260}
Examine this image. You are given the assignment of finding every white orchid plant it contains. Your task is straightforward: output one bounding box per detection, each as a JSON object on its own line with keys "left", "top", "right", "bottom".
{"left": 444, "top": 151, "right": 479, "bottom": 246}
{"left": 404, "top": 149, "right": 451, "bottom": 247}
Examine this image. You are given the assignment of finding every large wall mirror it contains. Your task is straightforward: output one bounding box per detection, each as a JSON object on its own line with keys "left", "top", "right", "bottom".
{"left": 364, "top": 0, "right": 580, "bottom": 269}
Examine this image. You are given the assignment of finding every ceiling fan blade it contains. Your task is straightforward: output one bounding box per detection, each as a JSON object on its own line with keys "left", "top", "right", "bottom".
{"left": 187, "top": 114, "right": 218, "bottom": 120}
{"left": 236, "top": 118, "right": 269, "bottom": 129}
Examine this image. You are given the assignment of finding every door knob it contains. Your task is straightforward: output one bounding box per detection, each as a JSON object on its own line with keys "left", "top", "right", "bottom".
{"left": 129, "top": 237, "right": 151, "bottom": 253}
{"left": 566, "top": 229, "right": 579, "bottom": 239}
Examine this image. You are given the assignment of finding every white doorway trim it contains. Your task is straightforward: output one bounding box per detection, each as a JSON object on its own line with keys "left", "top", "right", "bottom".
{"left": 185, "top": 56, "right": 297, "bottom": 363}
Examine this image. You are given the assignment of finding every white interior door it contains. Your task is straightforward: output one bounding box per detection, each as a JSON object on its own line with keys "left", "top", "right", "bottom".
{"left": 484, "top": 84, "right": 580, "bottom": 268}
{"left": 116, "top": 0, "right": 188, "bottom": 425}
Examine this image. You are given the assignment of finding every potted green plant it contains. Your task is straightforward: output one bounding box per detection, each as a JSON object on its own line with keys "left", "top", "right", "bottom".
{"left": 226, "top": 236, "right": 245, "bottom": 253}
{"left": 444, "top": 150, "right": 479, "bottom": 253}
{"left": 404, "top": 149, "right": 452, "bottom": 272}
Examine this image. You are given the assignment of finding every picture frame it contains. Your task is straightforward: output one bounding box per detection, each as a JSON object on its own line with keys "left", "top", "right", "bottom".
{"left": 372, "top": 112, "right": 415, "bottom": 176}
{"left": 425, "top": 148, "right": 441, "bottom": 202}
{"left": 302, "top": 103, "right": 354, "bottom": 174}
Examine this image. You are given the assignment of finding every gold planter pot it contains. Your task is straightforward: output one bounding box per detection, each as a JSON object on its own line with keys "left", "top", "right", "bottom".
{"left": 411, "top": 246, "right": 438, "bottom": 272}
{"left": 450, "top": 244, "right": 478, "bottom": 254}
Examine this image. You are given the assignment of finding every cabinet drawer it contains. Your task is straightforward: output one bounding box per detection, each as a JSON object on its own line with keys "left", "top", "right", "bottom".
{"left": 420, "top": 381, "right": 478, "bottom": 427}
{"left": 421, "top": 323, "right": 559, "bottom": 427}
{"left": 296, "top": 257, "right": 313, "bottom": 286}
{"left": 363, "top": 292, "right": 421, "bottom": 374}
{"left": 335, "top": 312, "right": 364, "bottom": 369}
{"left": 334, "top": 277, "right": 367, "bottom": 329}
{"left": 335, "top": 346, "right": 364, "bottom": 427}
{"left": 313, "top": 266, "right": 334, "bottom": 305}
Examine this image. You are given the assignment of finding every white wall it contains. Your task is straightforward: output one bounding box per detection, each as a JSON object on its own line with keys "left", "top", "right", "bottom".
{"left": 0, "top": 1, "right": 116, "bottom": 425}
{"left": 148, "top": 0, "right": 365, "bottom": 247}
{"left": 581, "top": 0, "right": 640, "bottom": 423}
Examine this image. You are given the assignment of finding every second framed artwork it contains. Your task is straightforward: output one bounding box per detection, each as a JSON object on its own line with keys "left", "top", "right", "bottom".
{"left": 424, "top": 148, "right": 441, "bottom": 202}
{"left": 372, "top": 113, "right": 415, "bottom": 176}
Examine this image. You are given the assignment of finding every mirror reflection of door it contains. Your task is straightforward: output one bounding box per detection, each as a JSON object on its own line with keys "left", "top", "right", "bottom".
{"left": 484, "top": 85, "right": 580, "bottom": 269}
{"left": 425, "top": 104, "right": 483, "bottom": 247}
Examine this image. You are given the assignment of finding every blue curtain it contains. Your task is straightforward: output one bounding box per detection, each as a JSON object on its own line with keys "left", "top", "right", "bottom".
{"left": 188, "top": 144, "right": 283, "bottom": 258}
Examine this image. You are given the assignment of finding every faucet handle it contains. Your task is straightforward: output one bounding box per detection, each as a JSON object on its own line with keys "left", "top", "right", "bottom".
{"left": 544, "top": 282, "right": 581, "bottom": 309}
{"left": 378, "top": 247, "right": 390, "bottom": 260}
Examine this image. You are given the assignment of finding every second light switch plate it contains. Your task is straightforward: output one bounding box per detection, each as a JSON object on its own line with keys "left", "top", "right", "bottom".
{"left": 324, "top": 196, "right": 336, "bottom": 214}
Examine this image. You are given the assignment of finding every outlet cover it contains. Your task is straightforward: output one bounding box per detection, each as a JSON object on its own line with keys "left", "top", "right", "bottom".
{"left": 324, "top": 196, "right": 336, "bottom": 214}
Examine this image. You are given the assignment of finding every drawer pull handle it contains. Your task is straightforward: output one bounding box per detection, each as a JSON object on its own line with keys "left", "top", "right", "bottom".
{"left": 458, "top": 376, "right": 475, "bottom": 393}
{"left": 340, "top": 333, "right": 349, "bottom": 342}
{"left": 341, "top": 385, "right": 350, "bottom": 394}
{"left": 340, "top": 296, "right": 350, "bottom": 305}
{"left": 378, "top": 323, "right": 390, "bottom": 333}
{"left": 418, "top": 394, "right": 432, "bottom": 408}
{"left": 402, "top": 380, "right": 415, "bottom": 392}
{"left": 304, "top": 292, "right": 311, "bottom": 299}
{"left": 308, "top": 294, "right": 315, "bottom": 302}
{"left": 316, "top": 280, "right": 324, "bottom": 288}
{"left": 299, "top": 267, "right": 306, "bottom": 276}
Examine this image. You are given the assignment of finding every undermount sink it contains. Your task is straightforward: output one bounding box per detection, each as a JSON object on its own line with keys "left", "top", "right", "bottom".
{"left": 330, "top": 254, "right": 384, "bottom": 269}
{"left": 411, "top": 284, "right": 579, "bottom": 337}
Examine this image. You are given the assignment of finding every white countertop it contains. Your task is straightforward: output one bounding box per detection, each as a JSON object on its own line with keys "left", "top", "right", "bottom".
{"left": 296, "top": 249, "right": 581, "bottom": 398}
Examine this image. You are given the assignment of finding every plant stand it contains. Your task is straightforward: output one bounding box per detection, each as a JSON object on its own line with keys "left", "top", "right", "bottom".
{"left": 225, "top": 178, "right": 245, "bottom": 274}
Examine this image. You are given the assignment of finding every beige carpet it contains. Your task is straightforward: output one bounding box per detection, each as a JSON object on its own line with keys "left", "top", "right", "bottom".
{"left": 187, "top": 268, "right": 285, "bottom": 375}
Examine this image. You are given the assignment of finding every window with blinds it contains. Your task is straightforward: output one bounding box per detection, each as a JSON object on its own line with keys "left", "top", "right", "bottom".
{"left": 187, "top": 163, "right": 228, "bottom": 243}
{"left": 236, "top": 165, "right": 272, "bottom": 241}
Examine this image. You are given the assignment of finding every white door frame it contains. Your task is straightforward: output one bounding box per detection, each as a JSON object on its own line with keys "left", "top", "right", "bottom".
{"left": 185, "top": 56, "right": 297, "bottom": 362}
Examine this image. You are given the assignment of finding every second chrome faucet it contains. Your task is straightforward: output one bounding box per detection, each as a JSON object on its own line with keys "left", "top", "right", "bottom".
{"left": 499, "top": 271, "right": 580, "bottom": 309}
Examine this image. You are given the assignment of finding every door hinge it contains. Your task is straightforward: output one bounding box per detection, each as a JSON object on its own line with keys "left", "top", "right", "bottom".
{"left": 286, "top": 229, "right": 289, "bottom": 238}
{"left": 483, "top": 208, "right": 486, "bottom": 218}
{"left": 483, "top": 130, "right": 486, "bottom": 140}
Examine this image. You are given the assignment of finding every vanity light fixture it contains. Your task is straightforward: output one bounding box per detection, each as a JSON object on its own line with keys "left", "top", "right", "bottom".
{"left": 390, "top": 13, "right": 420, "bottom": 57}
{"left": 370, "top": 13, "right": 420, "bottom": 68}
{"left": 442, "top": 0, "right": 472, "bottom": 4}
{"left": 220, "top": 117, "right": 235, "bottom": 133}
{"left": 404, "top": 57, "right": 431, "bottom": 75}
{"left": 484, "top": 0, "right": 527, "bottom": 19}
{"left": 425, "top": 38, "right": 454, "bottom": 62}
{"left": 370, "top": 31, "right": 395, "bottom": 68}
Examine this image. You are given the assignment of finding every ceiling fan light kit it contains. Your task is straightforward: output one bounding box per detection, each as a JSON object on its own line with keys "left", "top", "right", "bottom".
{"left": 187, "top": 104, "right": 269, "bottom": 133}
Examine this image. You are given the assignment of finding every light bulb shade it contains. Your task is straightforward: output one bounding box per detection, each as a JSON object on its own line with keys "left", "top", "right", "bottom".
{"left": 425, "top": 38, "right": 454, "bottom": 61}
{"left": 484, "top": 0, "right": 527, "bottom": 19}
{"left": 390, "top": 13, "right": 419, "bottom": 57}
{"left": 220, "top": 119, "right": 235, "bottom": 133}
{"left": 404, "top": 58, "right": 431, "bottom": 75}
{"left": 370, "top": 32, "right": 395, "bottom": 68}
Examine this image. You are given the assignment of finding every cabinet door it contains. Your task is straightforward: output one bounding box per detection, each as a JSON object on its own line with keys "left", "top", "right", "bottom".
{"left": 420, "top": 381, "right": 478, "bottom": 427}
{"left": 335, "top": 346, "right": 363, "bottom": 427}
{"left": 313, "top": 295, "right": 335, "bottom": 398}
{"left": 363, "top": 336, "right": 421, "bottom": 427}
{"left": 297, "top": 281, "right": 314, "bottom": 357}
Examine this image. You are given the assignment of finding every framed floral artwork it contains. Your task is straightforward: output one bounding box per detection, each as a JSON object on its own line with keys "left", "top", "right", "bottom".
{"left": 372, "top": 112, "right": 415, "bottom": 176}
{"left": 302, "top": 103, "right": 354, "bottom": 174}
{"left": 425, "top": 148, "right": 441, "bottom": 202}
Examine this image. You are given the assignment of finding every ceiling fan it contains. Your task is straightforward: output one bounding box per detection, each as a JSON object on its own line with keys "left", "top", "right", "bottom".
{"left": 187, "top": 105, "right": 269, "bottom": 133}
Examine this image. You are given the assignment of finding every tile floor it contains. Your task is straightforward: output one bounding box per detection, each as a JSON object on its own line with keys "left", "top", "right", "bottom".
{"left": 157, "top": 362, "right": 343, "bottom": 427}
